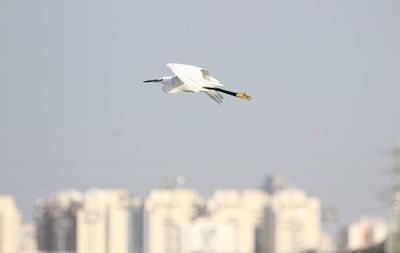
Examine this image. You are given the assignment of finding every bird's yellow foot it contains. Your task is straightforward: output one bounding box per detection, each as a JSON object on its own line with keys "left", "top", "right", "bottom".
{"left": 236, "top": 92, "right": 252, "bottom": 100}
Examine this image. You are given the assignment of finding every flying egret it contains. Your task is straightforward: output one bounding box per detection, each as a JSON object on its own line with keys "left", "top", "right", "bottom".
{"left": 143, "top": 63, "right": 252, "bottom": 104}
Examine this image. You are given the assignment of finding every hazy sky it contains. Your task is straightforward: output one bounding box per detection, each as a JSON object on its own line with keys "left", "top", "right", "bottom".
{"left": 1, "top": 0, "right": 400, "bottom": 224}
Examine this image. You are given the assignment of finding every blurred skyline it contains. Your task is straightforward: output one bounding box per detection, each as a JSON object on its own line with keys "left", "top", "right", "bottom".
{"left": 1, "top": 0, "right": 400, "bottom": 223}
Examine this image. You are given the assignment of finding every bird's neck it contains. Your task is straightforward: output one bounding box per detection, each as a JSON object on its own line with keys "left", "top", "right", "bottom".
{"left": 161, "top": 76, "right": 174, "bottom": 85}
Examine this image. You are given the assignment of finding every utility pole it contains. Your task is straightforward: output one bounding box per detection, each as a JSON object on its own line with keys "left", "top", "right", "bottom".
{"left": 386, "top": 147, "right": 400, "bottom": 253}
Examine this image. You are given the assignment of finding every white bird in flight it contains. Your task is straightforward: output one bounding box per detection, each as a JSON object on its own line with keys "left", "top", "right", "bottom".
{"left": 143, "top": 63, "right": 252, "bottom": 104}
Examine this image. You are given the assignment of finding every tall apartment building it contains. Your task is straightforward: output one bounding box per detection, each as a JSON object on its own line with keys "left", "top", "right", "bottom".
{"left": 263, "top": 188, "right": 321, "bottom": 253}
{"left": 35, "top": 190, "right": 83, "bottom": 252}
{"left": 207, "top": 190, "right": 269, "bottom": 253}
{"left": 76, "top": 189, "right": 143, "bottom": 253}
{"left": 35, "top": 189, "right": 142, "bottom": 253}
{"left": 144, "top": 189, "right": 204, "bottom": 253}
{"left": 0, "top": 196, "right": 22, "bottom": 253}
{"left": 341, "top": 216, "right": 388, "bottom": 252}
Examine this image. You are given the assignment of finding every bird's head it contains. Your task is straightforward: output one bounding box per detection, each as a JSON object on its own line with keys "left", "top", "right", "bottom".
{"left": 236, "top": 92, "right": 252, "bottom": 100}
{"left": 143, "top": 76, "right": 172, "bottom": 85}
{"left": 143, "top": 78, "right": 163, "bottom": 83}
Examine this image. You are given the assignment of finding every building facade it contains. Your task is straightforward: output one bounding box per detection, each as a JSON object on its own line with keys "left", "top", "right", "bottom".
{"left": 35, "top": 190, "right": 83, "bottom": 253}
{"left": 207, "top": 190, "right": 269, "bottom": 253}
{"left": 20, "top": 223, "right": 38, "bottom": 253}
{"left": 76, "top": 189, "right": 143, "bottom": 253}
{"left": 342, "top": 216, "right": 388, "bottom": 252}
{"left": 263, "top": 188, "right": 321, "bottom": 253}
{"left": 0, "top": 196, "right": 22, "bottom": 253}
{"left": 181, "top": 217, "right": 236, "bottom": 253}
{"left": 35, "top": 189, "right": 142, "bottom": 253}
{"left": 144, "top": 189, "right": 204, "bottom": 253}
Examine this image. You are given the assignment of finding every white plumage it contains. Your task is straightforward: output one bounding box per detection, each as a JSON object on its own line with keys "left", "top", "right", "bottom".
{"left": 143, "top": 63, "right": 251, "bottom": 104}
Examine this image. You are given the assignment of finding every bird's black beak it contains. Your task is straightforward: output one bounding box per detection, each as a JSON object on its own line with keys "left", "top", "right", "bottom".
{"left": 143, "top": 79, "right": 162, "bottom": 83}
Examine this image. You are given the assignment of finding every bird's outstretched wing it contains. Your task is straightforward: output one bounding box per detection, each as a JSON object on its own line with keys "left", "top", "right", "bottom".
{"left": 167, "top": 63, "right": 224, "bottom": 104}
{"left": 167, "top": 63, "right": 223, "bottom": 90}
{"left": 167, "top": 63, "right": 202, "bottom": 92}
{"left": 200, "top": 69, "right": 223, "bottom": 87}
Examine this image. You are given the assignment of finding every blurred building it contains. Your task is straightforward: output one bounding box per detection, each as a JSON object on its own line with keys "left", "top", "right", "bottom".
{"left": 76, "top": 189, "right": 143, "bottom": 253}
{"left": 262, "top": 175, "right": 290, "bottom": 195}
{"left": 35, "top": 189, "right": 142, "bottom": 253}
{"left": 0, "top": 195, "right": 22, "bottom": 253}
{"left": 262, "top": 188, "right": 321, "bottom": 253}
{"left": 181, "top": 217, "right": 236, "bottom": 253}
{"left": 207, "top": 190, "right": 269, "bottom": 253}
{"left": 20, "top": 223, "right": 38, "bottom": 253}
{"left": 340, "top": 216, "right": 388, "bottom": 252}
{"left": 144, "top": 188, "right": 204, "bottom": 253}
{"left": 29, "top": 177, "right": 327, "bottom": 253}
{"left": 318, "top": 232, "right": 334, "bottom": 253}
{"left": 35, "top": 190, "right": 83, "bottom": 253}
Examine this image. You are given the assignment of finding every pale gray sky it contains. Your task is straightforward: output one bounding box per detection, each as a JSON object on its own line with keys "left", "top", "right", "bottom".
{"left": 1, "top": 0, "right": 400, "bottom": 223}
